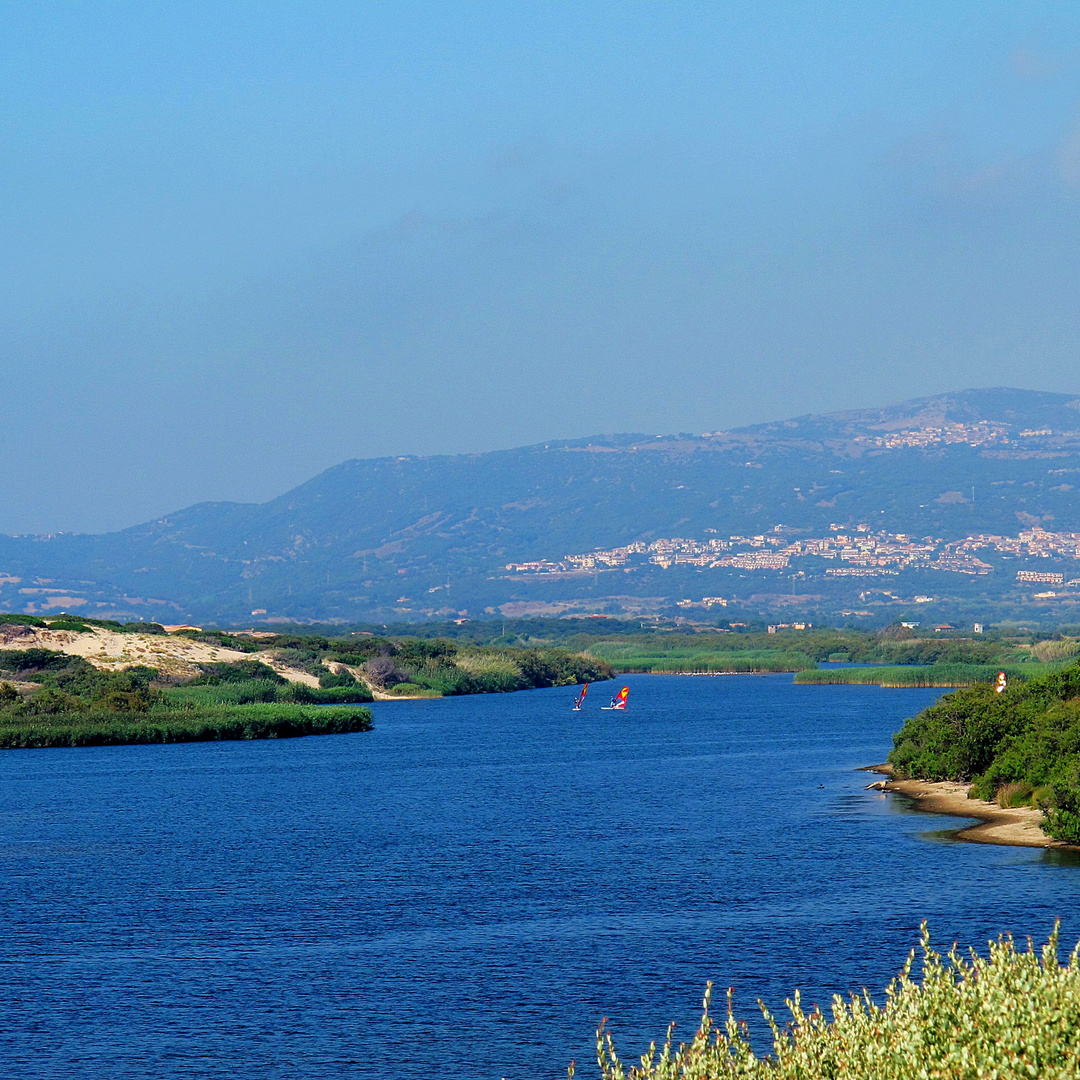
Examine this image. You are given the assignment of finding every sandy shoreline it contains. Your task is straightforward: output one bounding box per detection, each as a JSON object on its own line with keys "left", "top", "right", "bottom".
{"left": 865, "top": 763, "right": 1078, "bottom": 850}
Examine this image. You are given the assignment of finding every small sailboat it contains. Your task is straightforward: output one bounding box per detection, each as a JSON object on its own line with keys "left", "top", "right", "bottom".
{"left": 572, "top": 683, "right": 589, "bottom": 711}
{"left": 601, "top": 686, "right": 629, "bottom": 711}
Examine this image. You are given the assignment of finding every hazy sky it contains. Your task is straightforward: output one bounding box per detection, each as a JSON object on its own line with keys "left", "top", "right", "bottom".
{"left": 5, "top": 2, "right": 1080, "bottom": 533}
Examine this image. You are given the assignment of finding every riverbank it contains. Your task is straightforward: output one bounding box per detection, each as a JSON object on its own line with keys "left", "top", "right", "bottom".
{"left": 865, "top": 763, "right": 1075, "bottom": 849}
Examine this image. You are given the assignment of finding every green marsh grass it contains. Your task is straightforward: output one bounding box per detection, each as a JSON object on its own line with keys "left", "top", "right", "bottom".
{"left": 794, "top": 662, "right": 1067, "bottom": 687}
{"left": 585, "top": 643, "right": 815, "bottom": 674}
{"left": 0, "top": 702, "right": 372, "bottom": 749}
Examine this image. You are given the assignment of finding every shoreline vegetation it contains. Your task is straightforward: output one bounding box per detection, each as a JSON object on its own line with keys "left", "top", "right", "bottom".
{"left": 795, "top": 661, "right": 1067, "bottom": 687}
{"left": 584, "top": 924, "right": 1080, "bottom": 1079}
{"left": 581, "top": 625, "right": 1080, "bottom": 687}
{"left": 884, "top": 663, "right": 1080, "bottom": 846}
{"left": 0, "top": 612, "right": 611, "bottom": 749}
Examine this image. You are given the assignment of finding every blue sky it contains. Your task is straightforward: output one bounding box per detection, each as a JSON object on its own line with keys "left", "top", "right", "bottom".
{"left": 4, "top": 2, "right": 1080, "bottom": 532}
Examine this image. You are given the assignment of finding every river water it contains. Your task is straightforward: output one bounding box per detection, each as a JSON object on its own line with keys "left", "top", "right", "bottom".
{"left": 2, "top": 674, "right": 1078, "bottom": 1079}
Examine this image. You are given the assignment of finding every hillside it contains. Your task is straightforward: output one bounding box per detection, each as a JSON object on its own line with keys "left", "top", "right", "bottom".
{"left": 5, "top": 387, "right": 1080, "bottom": 625}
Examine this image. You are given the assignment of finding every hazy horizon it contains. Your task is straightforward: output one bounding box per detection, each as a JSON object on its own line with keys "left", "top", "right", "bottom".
{"left": 5, "top": 3, "right": 1080, "bottom": 533}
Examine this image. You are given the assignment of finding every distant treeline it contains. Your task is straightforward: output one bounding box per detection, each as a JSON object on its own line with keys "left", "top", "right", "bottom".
{"left": 579, "top": 626, "right": 1080, "bottom": 676}
{"left": 889, "top": 663, "right": 1080, "bottom": 844}
{"left": 0, "top": 612, "right": 173, "bottom": 635}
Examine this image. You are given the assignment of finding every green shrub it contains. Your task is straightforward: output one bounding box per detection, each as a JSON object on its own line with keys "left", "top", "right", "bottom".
{"left": 385, "top": 683, "right": 440, "bottom": 697}
{"left": 319, "top": 669, "right": 360, "bottom": 689}
{"left": 44, "top": 618, "right": 92, "bottom": 633}
{"left": 0, "top": 613, "right": 47, "bottom": 627}
{"left": 586, "top": 925, "right": 1080, "bottom": 1080}
{"left": 0, "top": 648, "right": 74, "bottom": 674}
{"left": 121, "top": 621, "right": 167, "bottom": 635}
{"left": 190, "top": 661, "right": 286, "bottom": 685}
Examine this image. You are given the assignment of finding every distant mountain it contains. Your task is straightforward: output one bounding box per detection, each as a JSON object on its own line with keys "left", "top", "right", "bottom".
{"left": 5, "top": 387, "right": 1080, "bottom": 626}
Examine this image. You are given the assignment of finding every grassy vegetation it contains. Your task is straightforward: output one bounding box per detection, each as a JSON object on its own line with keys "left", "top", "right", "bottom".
{"left": 888, "top": 663, "right": 1080, "bottom": 843}
{"left": 0, "top": 702, "right": 372, "bottom": 749}
{"left": 584, "top": 924, "right": 1080, "bottom": 1080}
{"left": 583, "top": 641, "right": 815, "bottom": 674}
{"left": 328, "top": 638, "right": 612, "bottom": 696}
{"left": 0, "top": 649, "right": 372, "bottom": 750}
{"left": 164, "top": 681, "right": 373, "bottom": 706}
{"left": 0, "top": 617, "right": 613, "bottom": 747}
{"left": 795, "top": 662, "right": 1068, "bottom": 687}
{"left": 577, "top": 626, "right": 1071, "bottom": 677}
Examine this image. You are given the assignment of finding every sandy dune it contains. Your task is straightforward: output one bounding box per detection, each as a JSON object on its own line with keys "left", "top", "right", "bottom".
{"left": 0, "top": 626, "right": 322, "bottom": 686}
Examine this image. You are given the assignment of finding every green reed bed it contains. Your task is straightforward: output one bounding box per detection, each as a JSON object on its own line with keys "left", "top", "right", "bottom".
{"left": 582, "top": 924, "right": 1080, "bottom": 1080}
{"left": 794, "top": 662, "right": 1065, "bottom": 687}
{"left": 586, "top": 647, "right": 815, "bottom": 674}
{"left": 0, "top": 702, "right": 373, "bottom": 749}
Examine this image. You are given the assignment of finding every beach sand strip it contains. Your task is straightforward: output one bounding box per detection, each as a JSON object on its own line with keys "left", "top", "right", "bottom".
{"left": 864, "top": 763, "right": 1076, "bottom": 849}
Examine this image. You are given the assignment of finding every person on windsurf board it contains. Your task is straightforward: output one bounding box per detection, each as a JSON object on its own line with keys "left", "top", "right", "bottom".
{"left": 572, "top": 683, "right": 589, "bottom": 711}
{"left": 601, "top": 686, "right": 629, "bottom": 710}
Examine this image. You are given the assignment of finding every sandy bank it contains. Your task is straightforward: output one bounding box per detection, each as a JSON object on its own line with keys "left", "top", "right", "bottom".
{"left": 1, "top": 626, "right": 322, "bottom": 685}
{"left": 865, "top": 763, "right": 1078, "bottom": 850}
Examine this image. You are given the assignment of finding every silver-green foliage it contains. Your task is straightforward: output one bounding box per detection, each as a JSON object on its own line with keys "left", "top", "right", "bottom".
{"left": 582, "top": 924, "right": 1080, "bottom": 1080}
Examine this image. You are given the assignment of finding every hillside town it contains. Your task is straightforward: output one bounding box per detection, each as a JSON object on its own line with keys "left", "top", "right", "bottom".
{"left": 505, "top": 524, "right": 1080, "bottom": 585}
{"left": 847, "top": 420, "right": 1051, "bottom": 449}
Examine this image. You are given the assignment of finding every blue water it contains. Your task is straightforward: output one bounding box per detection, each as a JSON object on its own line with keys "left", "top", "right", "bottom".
{"left": 2, "top": 674, "right": 1078, "bottom": 1079}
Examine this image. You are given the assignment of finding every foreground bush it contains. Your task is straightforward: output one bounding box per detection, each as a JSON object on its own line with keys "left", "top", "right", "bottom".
{"left": 583, "top": 924, "right": 1080, "bottom": 1080}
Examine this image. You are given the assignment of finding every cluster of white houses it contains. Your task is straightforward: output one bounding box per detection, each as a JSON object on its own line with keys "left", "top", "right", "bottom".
{"left": 506, "top": 525, "right": 1080, "bottom": 584}
{"left": 852, "top": 420, "right": 1013, "bottom": 450}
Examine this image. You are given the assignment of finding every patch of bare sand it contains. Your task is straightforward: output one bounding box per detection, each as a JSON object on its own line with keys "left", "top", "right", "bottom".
{"left": 332, "top": 662, "right": 431, "bottom": 700}
{"left": 2, "top": 627, "right": 322, "bottom": 685}
{"left": 865, "top": 763, "right": 1077, "bottom": 850}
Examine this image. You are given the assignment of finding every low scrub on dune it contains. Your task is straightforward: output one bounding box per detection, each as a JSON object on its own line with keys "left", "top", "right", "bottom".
{"left": 583, "top": 925, "right": 1080, "bottom": 1080}
{"left": 0, "top": 648, "right": 372, "bottom": 748}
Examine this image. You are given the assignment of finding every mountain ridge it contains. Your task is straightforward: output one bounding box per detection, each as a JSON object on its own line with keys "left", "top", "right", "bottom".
{"left": 4, "top": 387, "right": 1080, "bottom": 625}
